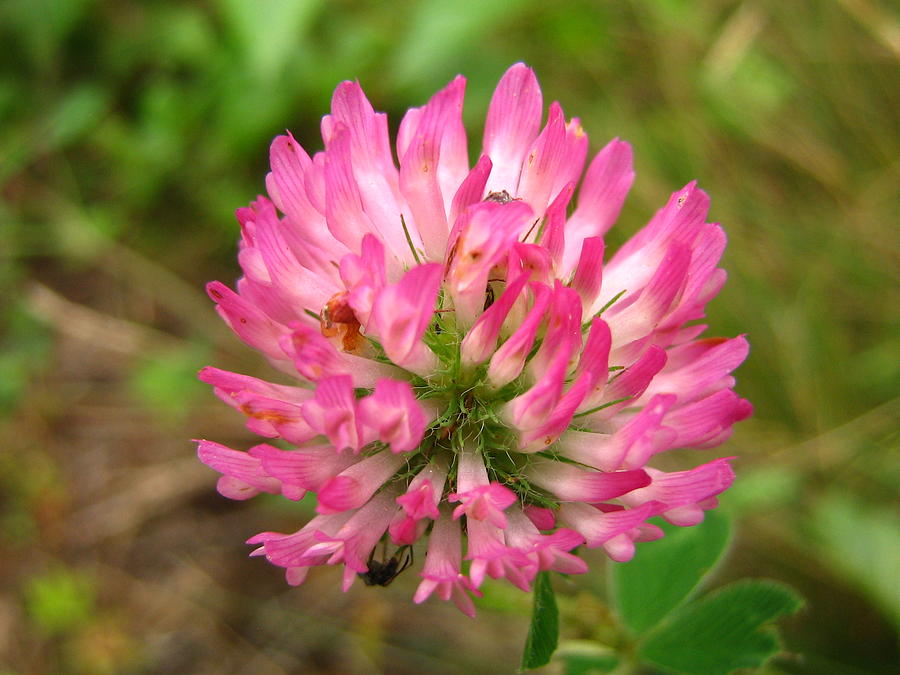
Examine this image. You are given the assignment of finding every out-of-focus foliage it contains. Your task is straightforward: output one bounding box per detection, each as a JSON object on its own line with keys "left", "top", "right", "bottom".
{"left": 2, "top": 1, "right": 897, "bottom": 673}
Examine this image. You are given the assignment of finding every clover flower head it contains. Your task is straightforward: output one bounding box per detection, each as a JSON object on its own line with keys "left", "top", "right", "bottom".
{"left": 198, "top": 63, "right": 751, "bottom": 616}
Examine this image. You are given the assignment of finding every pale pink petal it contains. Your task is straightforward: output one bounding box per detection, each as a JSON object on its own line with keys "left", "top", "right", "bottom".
{"left": 562, "top": 139, "right": 634, "bottom": 276}
{"left": 399, "top": 76, "right": 467, "bottom": 260}
{"left": 414, "top": 513, "right": 482, "bottom": 617}
{"left": 483, "top": 63, "right": 543, "bottom": 194}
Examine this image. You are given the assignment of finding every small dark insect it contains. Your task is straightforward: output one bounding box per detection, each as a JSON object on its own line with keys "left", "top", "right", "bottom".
{"left": 358, "top": 545, "right": 414, "bottom": 587}
{"left": 483, "top": 283, "right": 495, "bottom": 311}
{"left": 484, "top": 189, "right": 516, "bottom": 204}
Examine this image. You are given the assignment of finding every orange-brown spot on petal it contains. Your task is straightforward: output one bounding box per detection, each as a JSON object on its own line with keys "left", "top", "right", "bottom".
{"left": 239, "top": 405, "right": 292, "bottom": 426}
{"left": 319, "top": 291, "right": 365, "bottom": 354}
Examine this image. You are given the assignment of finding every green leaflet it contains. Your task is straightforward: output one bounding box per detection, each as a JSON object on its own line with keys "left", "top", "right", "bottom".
{"left": 639, "top": 579, "right": 803, "bottom": 675}
{"left": 521, "top": 571, "right": 559, "bottom": 670}
{"left": 611, "top": 510, "right": 731, "bottom": 634}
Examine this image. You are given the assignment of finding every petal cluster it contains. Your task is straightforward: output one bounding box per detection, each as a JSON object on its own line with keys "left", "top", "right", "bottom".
{"left": 198, "top": 64, "right": 751, "bottom": 616}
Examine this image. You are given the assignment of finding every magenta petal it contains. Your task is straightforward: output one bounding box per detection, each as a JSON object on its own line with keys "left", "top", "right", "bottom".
{"left": 301, "top": 374, "right": 365, "bottom": 452}
{"left": 370, "top": 263, "right": 442, "bottom": 374}
{"left": 526, "top": 461, "right": 651, "bottom": 502}
{"left": 358, "top": 378, "right": 429, "bottom": 452}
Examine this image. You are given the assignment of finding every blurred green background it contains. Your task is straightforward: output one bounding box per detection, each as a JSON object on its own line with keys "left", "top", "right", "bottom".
{"left": 1, "top": 0, "right": 897, "bottom": 673}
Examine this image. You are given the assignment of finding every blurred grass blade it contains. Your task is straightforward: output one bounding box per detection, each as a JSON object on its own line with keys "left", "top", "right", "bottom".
{"left": 812, "top": 492, "right": 900, "bottom": 628}
{"left": 555, "top": 641, "right": 619, "bottom": 674}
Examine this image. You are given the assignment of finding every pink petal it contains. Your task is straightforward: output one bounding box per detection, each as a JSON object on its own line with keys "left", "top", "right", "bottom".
{"left": 316, "top": 451, "right": 406, "bottom": 515}
{"left": 460, "top": 270, "right": 530, "bottom": 367}
{"left": 447, "top": 200, "right": 534, "bottom": 326}
{"left": 570, "top": 237, "right": 605, "bottom": 312}
{"left": 622, "top": 458, "right": 736, "bottom": 513}
{"left": 585, "top": 344, "right": 668, "bottom": 418}
{"left": 605, "top": 242, "right": 692, "bottom": 349}
{"left": 516, "top": 102, "right": 569, "bottom": 215}
{"left": 562, "top": 139, "right": 634, "bottom": 276}
{"left": 207, "top": 282, "right": 291, "bottom": 367}
{"left": 537, "top": 181, "right": 575, "bottom": 267}
{"left": 449, "top": 154, "right": 492, "bottom": 229}
{"left": 486, "top": 283, "right": 552, "bottom": 387}
{"left": 483, "top": 63, "right": 543, "bottom": 195}
{"left": 370, "top": 263, "right": 442, "bottom": 375}
{"left": 399, "top": 76, "right": 467, "bottom": 260}
{"left": 559, "top": 501, "right": 657, "bottom": 548}
{"left": 503, "top": 338, "right": 573, "bottom": 431}
{"left": 358, "top": 378, "right": 430, "bottom": 452}
{"left": 526, "top": 461, "right": 650, "bottom": 502}
{"left": 255, "top": 444, "right": 357, "bottom": 492}
{"left": 196, "top": 440, "right": 282, "bottom": 500}
{"left": 301, "top": 374, "right": 365, "bottom": 452}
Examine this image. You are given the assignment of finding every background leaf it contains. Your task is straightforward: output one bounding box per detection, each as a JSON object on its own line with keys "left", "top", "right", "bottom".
{"left": 521, "top": 570, "right": 559, "bottom": 670}
{"left": 24, "top": 568, "right": 95, "bottom": 637}
{"left": 639, "top": 579, "right": 803, "bottom": 675}
{"left": 611, "top": 510, "right": 731, "bottom": 634}
{"left": 811, "top": 492, "right": 900, "bottom": 628}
